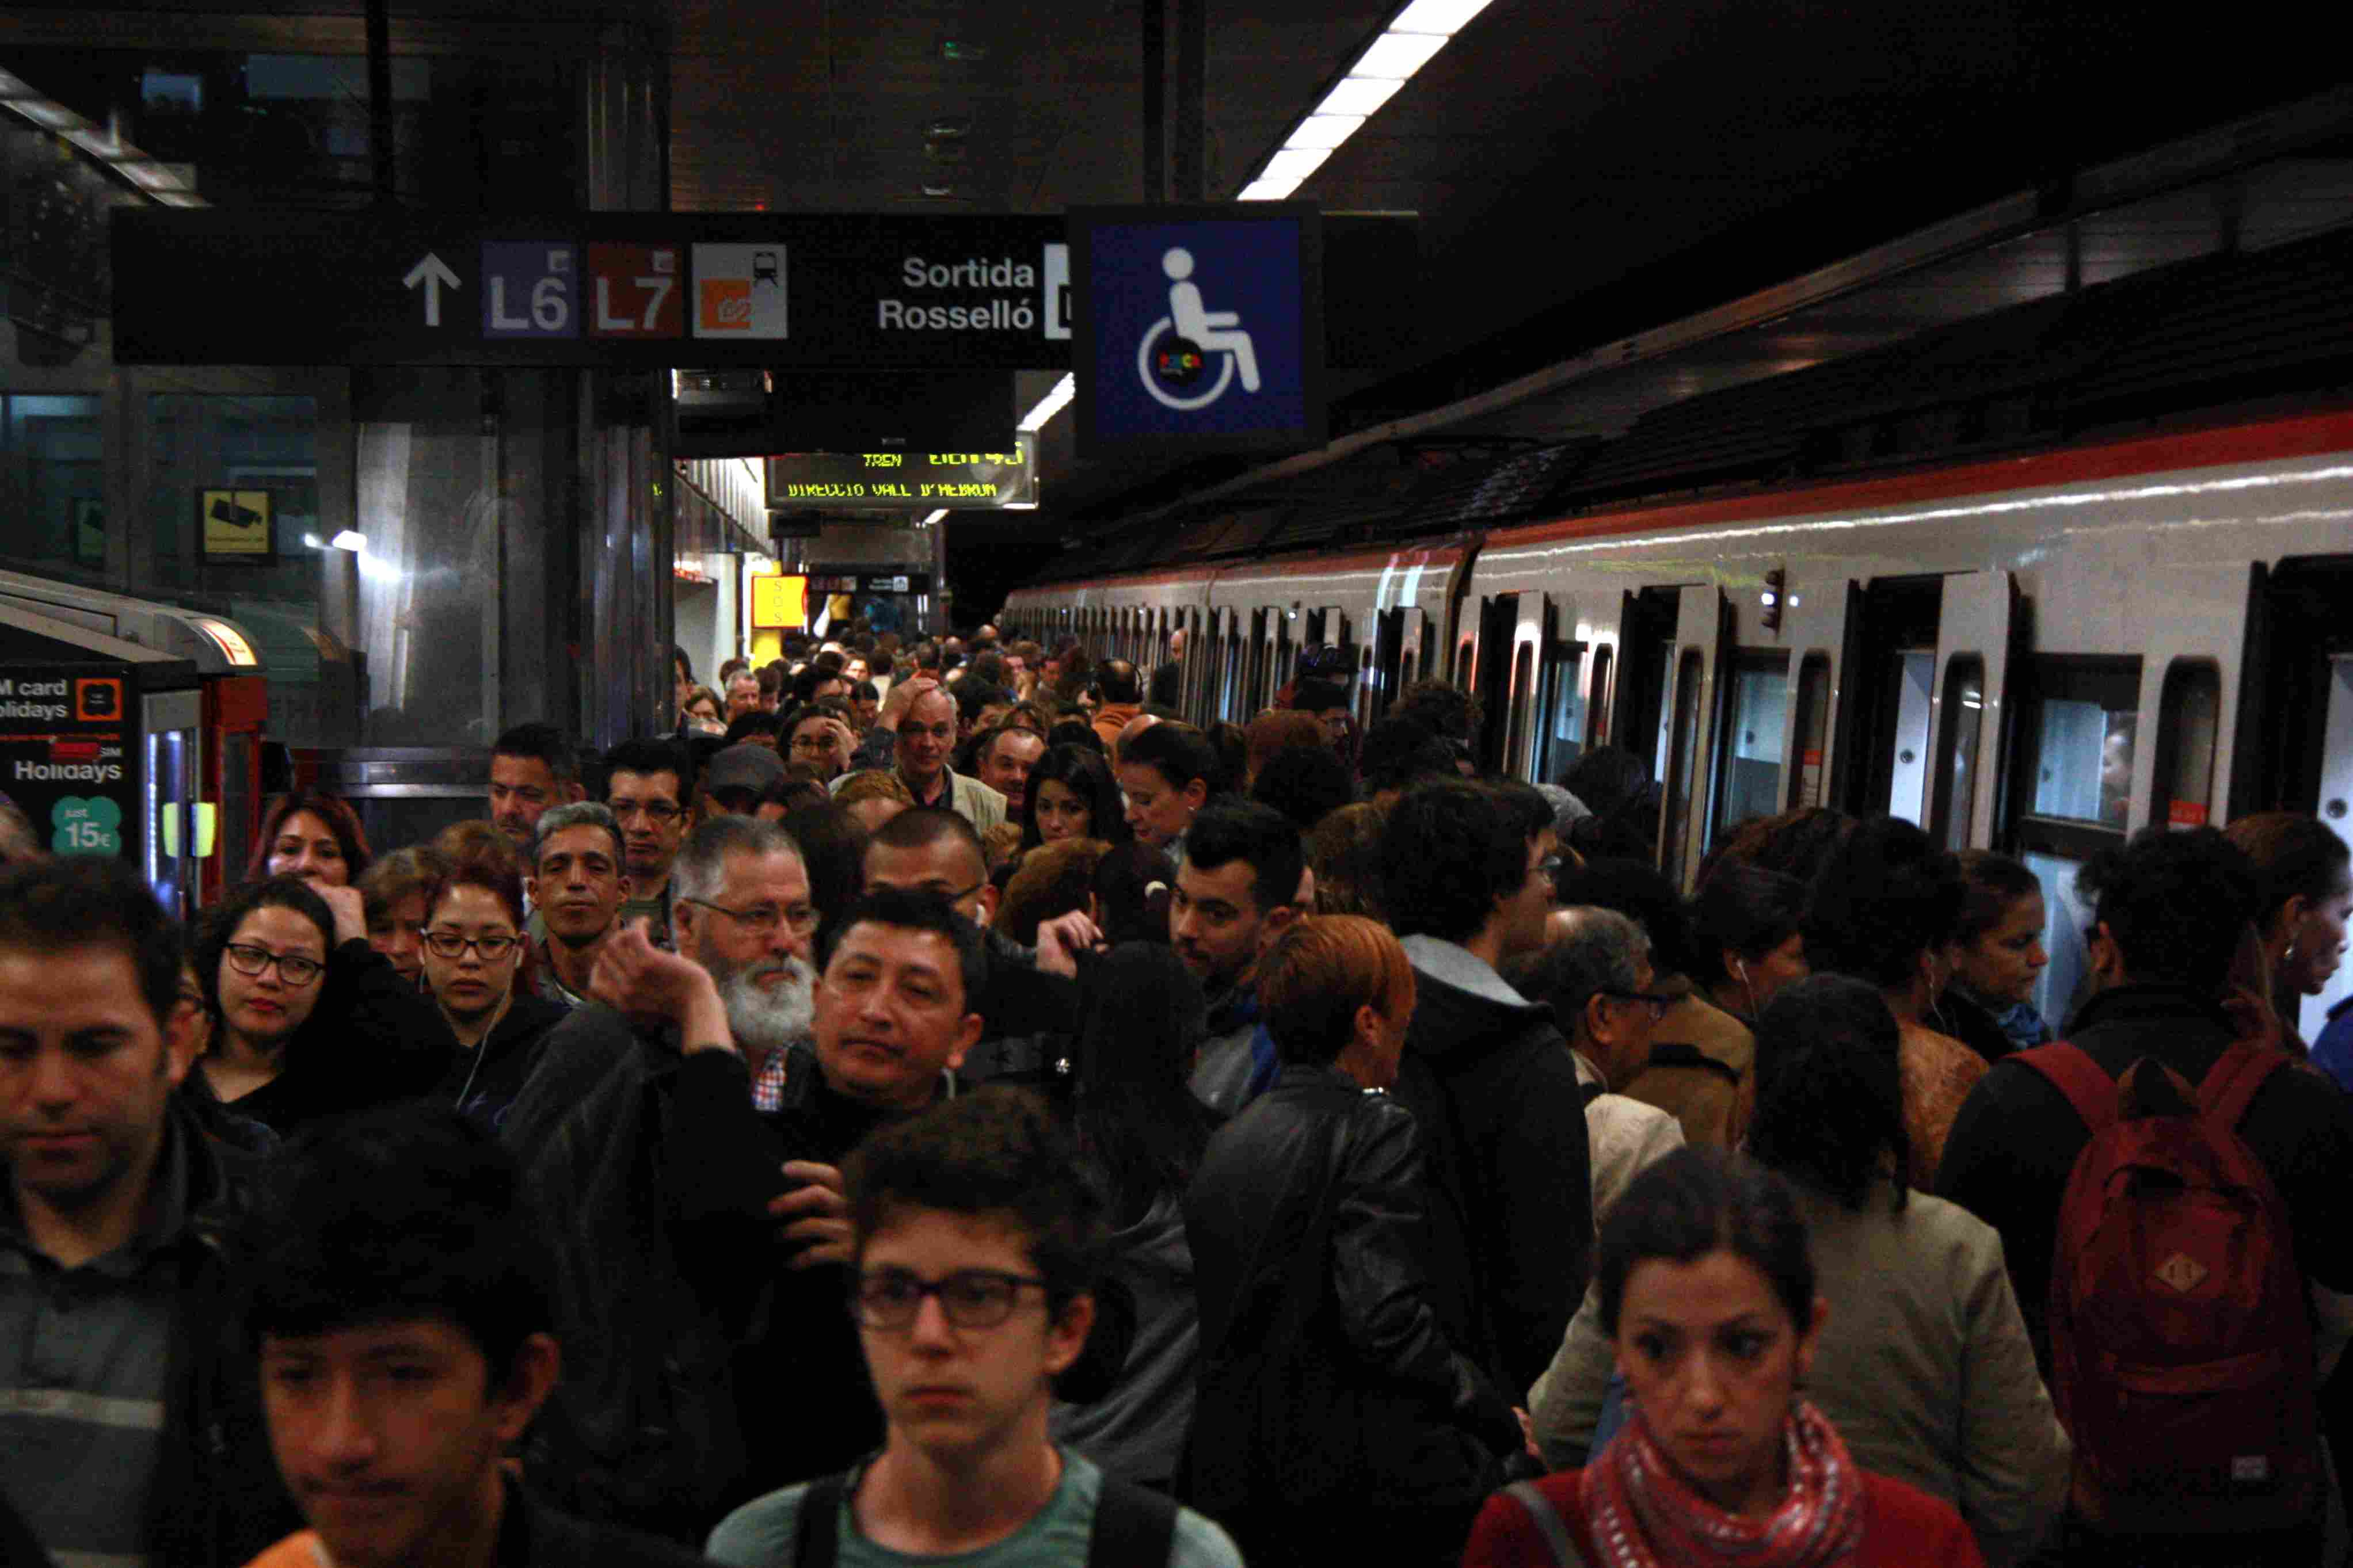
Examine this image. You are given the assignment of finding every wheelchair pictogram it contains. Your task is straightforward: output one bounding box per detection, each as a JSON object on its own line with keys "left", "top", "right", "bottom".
{"left": 1138, "top": 247, "right": 1262, "bottom": 411}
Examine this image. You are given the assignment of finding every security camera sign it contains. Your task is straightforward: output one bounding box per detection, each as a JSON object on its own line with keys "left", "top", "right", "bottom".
{"left": 200, "top": 489, "right": 274, "bottom": 560}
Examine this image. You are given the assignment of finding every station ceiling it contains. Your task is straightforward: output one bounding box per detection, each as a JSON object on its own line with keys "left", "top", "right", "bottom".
{"left": 21, "top": 3, "right": 2353, "bottom": 574}
{"left": 662, "top": 0, "right": 2350, "bottom": 555}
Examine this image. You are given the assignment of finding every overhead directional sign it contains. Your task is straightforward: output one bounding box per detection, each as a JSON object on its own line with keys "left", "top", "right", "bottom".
{"left": 111, "top": 209, "right": 1419, "bottom": 373}
{"left": 113, "top": 211, "right": 1067, "bottom": 370}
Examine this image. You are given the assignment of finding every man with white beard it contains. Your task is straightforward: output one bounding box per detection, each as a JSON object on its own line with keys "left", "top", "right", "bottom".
{"left": 502, "top": 814, "right": 831, "bottom": 1541}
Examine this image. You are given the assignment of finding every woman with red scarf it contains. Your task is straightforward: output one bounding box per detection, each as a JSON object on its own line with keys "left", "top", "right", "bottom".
{"left": 1462, "top": 1147, "right": 1982, "bottom": 1568}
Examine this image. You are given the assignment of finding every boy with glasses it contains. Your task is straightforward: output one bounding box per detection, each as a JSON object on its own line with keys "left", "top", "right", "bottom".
{"left": 706, "top": 1089, "right": 1240, "bottom": 1568}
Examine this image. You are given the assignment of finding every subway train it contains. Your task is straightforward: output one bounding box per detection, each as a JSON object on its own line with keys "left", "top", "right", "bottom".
{"left": 1001, "top": 404, "right": 2353, "bottom": 1039}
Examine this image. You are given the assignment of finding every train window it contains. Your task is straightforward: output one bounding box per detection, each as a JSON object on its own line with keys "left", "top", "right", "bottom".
{"left": 1452, "top": 638, "right": 1474, "bottom": 689}
{"left": 1887, "top": 650, "right": 1935, "bottom": 825}
{"left": 1537, "top": 635, "right": 1590, "bottom": 779}
{"left": 2024, "top": 670, "right": 2138, "bottom": 829}
{"left": 1710, "top": 655, "right": 1790, "bottom": 848}
{"left": 1789, "top": 653, "right": 1831, "bottom": 808}
{"left": 1931, "top": 655, "right": 1987, "bottom": 850}
{"left": 2150, "top": 658, "right": 2222, "bottom": 829}
{"left": 1662, "top": 650, "right": 1706, "bottom": 884}
{"left": 2008, "top": 657, "right": 2142, "bottom": 1027}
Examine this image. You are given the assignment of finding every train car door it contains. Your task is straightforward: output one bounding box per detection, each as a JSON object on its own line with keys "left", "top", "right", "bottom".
{"left": 1468, "top": 594, "right": 1518, "bottom": 771}
{"left": 1533, "top": 596, "right": 1591, "bottom": 783}
{"left": 1924, "top": 571, "right": 2023, "bottom": 852}
{"left": 1658, "top": 587, "right": 1733, "bottom": 889}
{"left": 1830, "top": 576, "right": 1942, "bottom": 823}
{"left": 1609, "top": 587, "right": 1681, "bottom": 785}
{"left": 2233, "top": 554, "right": 2353, "bottom": 1040}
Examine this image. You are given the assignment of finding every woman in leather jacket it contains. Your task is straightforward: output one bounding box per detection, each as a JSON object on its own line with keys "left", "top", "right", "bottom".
{"left": 1179, "top": 915, "right": 1522, "bottom": 1567}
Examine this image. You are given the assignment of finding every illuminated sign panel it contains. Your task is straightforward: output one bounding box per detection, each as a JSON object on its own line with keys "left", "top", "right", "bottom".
{"left": 764, "top": 444, "right": 1034, "bottom": 510}
{"left": 749, "top": 573, "right": 808, "bottom": 630}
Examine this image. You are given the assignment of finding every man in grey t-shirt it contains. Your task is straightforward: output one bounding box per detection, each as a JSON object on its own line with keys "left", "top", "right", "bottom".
{"left": 705, "top": 1092, "right": 1239, "bottom": 1568}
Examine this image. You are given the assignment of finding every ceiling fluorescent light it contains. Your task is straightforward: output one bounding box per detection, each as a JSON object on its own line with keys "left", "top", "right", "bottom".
{"left": 1387, "top": 0, "right": 1495, "bottom": 35}
{"left": 921, "top": 509, "right": 950, "bottom": 526}
{"left": 1353, "top": 30, "right": 1448, "bottom": 78}
{"left": 1284, "top": 113, "right": 1365, "bottom": 152}
{"left": 1017, "top": 373, "right": 1075, "bottom": 433}
{"left": 1316, "top": 76, "right": 1404, "bottom": 117}
{"left": 1238, "top": 178, "right": 1295, "bottom": 202}
{"left": 330, "top": 530, "right": 367, "bottom": 552}
{"left": 1258, "top": 146, "right": 1332, "bottom": 186}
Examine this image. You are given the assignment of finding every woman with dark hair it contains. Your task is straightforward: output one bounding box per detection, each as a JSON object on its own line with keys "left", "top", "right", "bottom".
{"left": 1557, "top": 857, "right": 1754, "bottom": 1148}
{"left": 1942, "top": 850, "right": 2052, "bottom": 1062}
{"left": 191, "top": 873, "right": 445, "bottom": 1132}
{"left": 1688, "top": 861, "right": 1810, "bottom": 1022}
{"left": 1528, "top": 978, "right": 2065, "bottom": 1566}
{"left": 2225, "top": 811, "right": 2352, "bottom": 1055}
{"left": 421, "top": 857, "right": 569, "bottom": 1131}
{"left": 1475, "top": 1146, "right": 1989, "bottom": 1568}
{"left": 1089, "top": 841, "right": 1177, "bottom": 948}
{"left": 1050, "top": 944, "right": 1216, "bottom": 1489}
{"left": 246, "top": 789, "right": 371, "bottom": 888}
{"left": 1021, "top": 743, "right": 1129, "bottom": 850}
{"left": 1183, "top": 916, "right": 1520, "bottom": 1567}
{"left": 1804, "top": 817, "right": 1986, "bottom": 1187}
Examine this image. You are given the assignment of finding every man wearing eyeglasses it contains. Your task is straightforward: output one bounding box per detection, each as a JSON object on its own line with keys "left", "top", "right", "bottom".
{"left": 1503, "top": 907, "right": 1685, "bottom": 1226}
{"left": 503, "top": 814, "right": 827, "bottom": 1541}
{"left": 606, "top": 738, "right": 696, "bottom": 948}
{"left": 783, "top": 702, "right": 858, "bottom": 784}
{"left": 706, "top": 1089, "right": 1241, "bottom": 1568}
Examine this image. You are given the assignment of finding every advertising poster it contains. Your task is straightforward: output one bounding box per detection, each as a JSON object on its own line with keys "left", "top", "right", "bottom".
{"left": 0, "top": 665, "right": 137, "bottom": 862}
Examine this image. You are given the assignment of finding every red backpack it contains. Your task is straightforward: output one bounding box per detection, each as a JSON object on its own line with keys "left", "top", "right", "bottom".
{"left": 2025, "top": 1040, "right": 2322, "bottom": 1535}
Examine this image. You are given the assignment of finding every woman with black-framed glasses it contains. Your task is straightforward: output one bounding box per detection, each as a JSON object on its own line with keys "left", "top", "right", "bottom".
{"left": 190, "top": 874, "right": 444, "bottom": 1134}
{"left": 420, "top": 860, "right": 573, "bottom": 1131}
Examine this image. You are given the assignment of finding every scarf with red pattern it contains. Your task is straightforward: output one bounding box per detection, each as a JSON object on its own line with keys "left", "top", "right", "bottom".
{"left": 1581, "top": 1398, "right": 1865, "bottom": 1568}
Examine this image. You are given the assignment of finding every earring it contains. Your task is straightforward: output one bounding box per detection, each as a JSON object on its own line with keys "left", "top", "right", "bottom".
{"left": 2284, "top": 938, "right": 2300, "bottom": 967}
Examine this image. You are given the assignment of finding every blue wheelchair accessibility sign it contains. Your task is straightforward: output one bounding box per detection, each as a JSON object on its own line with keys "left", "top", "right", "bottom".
{"left": 1073, "top": 205, "right": 1324, "bottom": 454}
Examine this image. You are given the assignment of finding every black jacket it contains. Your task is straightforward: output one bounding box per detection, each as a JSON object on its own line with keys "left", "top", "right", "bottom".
{"left": 504, "top": 1007, "right": 754, "bottom": 1544}
{"left": 203, "top": 938, "right": 449, "bottom": 1134}
{"left": 1937, "top": 983, "right": 2353, "bottom": 1367}
{"left": 1182, "top": 1065, "right": 1520, "bottom": 1539}
{"left": 505, "top": 1008, "right": 927, "bottom": 1542}
{"left": 493, "top": 1478, "right": 716, "bottom": 1567}
{"left": 1391, "top": 959, "right": 1594, "bottom": 1395}
{"left": 150, "top": 1097, "right": 304, "bottom": 1567}
{"left": 437, "top": 993, "right": 574, "bottom": 1132}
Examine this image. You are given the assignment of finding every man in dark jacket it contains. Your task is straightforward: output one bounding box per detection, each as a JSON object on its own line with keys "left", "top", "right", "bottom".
{"left": 1380, "top": 778, "right": 1593, "bottom": 1397}
{"left": 237, "top": 1105, "right": 709, "bottom": 1568}
{"left": 502, "top": 814, "right": 823, "bottom": 1541}
{"left": 1185, "top": 912, "right": 1520, "bottom": 1567}
{"left": 0, "top": 857, "right": 296, "bottom": 1568}
{"left": 506, "top": 815, "right": 982, "bottom": 1540}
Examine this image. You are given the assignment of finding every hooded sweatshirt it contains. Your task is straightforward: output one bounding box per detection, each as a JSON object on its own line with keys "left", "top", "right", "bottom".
{"left": 1392, "top": 935, "right": 1595, "bottom": 1395}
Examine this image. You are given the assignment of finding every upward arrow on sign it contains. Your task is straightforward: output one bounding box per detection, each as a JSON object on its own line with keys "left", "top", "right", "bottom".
{"left": 403, "top": 253, "right": 462, "bottom": 327}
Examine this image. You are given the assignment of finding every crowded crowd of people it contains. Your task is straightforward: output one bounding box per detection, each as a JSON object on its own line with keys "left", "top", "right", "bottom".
{"left": 4, "top": 615, "right": 2352, "bottom": 1568}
